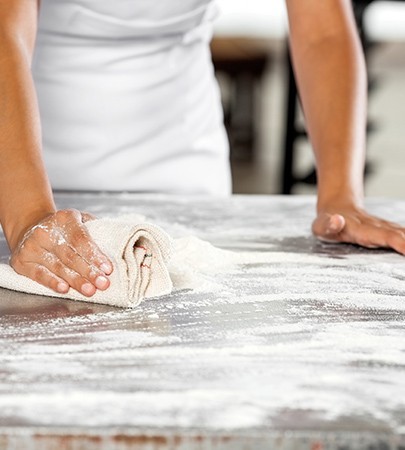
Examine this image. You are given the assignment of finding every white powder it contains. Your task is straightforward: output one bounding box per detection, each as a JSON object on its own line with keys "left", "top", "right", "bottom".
{"left": 2, "top": 219, "right": 405, "bottom": 432}
{"left": 169, "top": 236, "right": 405, "bottom": 304}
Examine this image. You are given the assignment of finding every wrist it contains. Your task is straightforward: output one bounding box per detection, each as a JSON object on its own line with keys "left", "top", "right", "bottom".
{"left": 0, "top": 167, "right": 57, "bottom": 252}
{"left": 316, "top": 186, "right": 364, "bottom": 214}
{"left": 4, "top": 203, "right": 56, "bottom": 253}
{"left": 315, "top": 151, "right": 366, "bottom": 214}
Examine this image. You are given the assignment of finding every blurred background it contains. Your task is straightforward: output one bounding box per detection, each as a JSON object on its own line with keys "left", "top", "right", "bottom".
{"left": 211, "top": 0, "right": 405, "bottom": 197}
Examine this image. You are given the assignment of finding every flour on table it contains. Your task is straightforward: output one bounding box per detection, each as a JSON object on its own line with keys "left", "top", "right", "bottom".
{"left": 169, "top": 235, "right": 405, "bottom": 299}
{"left": 2, "top": 222, "right": 405, "bottom": 432}
{"left": 169, "top": 237, "right": 240, "bottom": 291}
{"left": 168, "top": 236, "right": 312, "bottom": 291}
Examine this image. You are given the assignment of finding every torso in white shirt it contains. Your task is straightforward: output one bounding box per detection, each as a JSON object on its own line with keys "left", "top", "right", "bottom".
{"left": 33, "top": 0, "right": 231, "bottom": 195}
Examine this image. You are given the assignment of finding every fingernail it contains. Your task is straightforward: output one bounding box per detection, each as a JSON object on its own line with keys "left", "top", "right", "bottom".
{"left": 82, "top": 283, "right": 95, "bottom": 296}
{"left": 95, "top": 276, "right": 109, "bottom": 290}
{"left": 57, "top": 282, "right": 69, "bottom": 293}
{"left": 328, "top": 223, "right": 337, "bottom": 232}
{"left": 328, "top": 219, "right": 339, "bottom": 232}
{"left": 100, "top": 262, "right": 112, "bottom": 275}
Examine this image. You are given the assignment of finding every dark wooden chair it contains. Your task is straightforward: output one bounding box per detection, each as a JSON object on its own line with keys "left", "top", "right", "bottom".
{"left": 211, "top": 37, "right": 273, "bottom": 161}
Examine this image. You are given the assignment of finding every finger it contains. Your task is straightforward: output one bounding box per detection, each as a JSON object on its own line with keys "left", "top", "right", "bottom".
{"left": 327, "top": 217, "right": 397, "bottom": 249}
{"left": 29, "top": 250, "right": 97, "bottom": 297}
{"left": 341, "top": 219, "right": 405, "bottom": 253}
{"left": 67, "top": 226, "right": 113, "bottom": 275}
{"left": 51, "top": 242, "right": 110, "bottom": 291}
{"left": 55, "top": 210, "right": 113, "bottom": 275}
{"left": 344, "top": 223, "right": 388, "bottom": 249}
{"left": 341, "top": 221, "right": 405, "bottom": 252}
{"left": 12, "top": 260, "right": 69, "bottom": 295}
{"left": 312, "top": 213, "right": 346, "bottom": 242}
{"left": 385, "top": 229, "right": 405, "bottom": 255}
{"left": 365, "top": 215, "right": 405, "bottom": 231}
{"left": 328, "top": 214, "right": 346, "bottom": 234}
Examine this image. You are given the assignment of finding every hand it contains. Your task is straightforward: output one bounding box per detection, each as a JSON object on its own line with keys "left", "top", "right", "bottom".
{"left": 10, "top": 209, "right": 113, "bottom": 297}
{"left": 312, "top": 205, "right": 405, "bottom": 254}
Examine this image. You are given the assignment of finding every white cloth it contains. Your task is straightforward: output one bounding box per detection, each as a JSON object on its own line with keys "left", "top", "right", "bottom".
{"left": 0, "top": 219, "right": 173, "bottom": 308}
{"left": 33, "top": 0, "right": 232, "bottom": 195}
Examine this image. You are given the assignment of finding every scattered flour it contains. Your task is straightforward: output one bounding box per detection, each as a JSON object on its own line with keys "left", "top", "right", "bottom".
{"left": 2, "top": 214, "right": 405, "bottom": 433}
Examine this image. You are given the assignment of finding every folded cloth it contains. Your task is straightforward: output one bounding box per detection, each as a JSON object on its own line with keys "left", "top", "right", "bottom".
{"left": 0, "top": 218, "right": 173, "bottom": 308}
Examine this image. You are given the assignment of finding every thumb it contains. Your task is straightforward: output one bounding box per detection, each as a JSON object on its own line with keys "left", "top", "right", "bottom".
{"left": 312, "top": 213, "right": 346, "bottom": 241}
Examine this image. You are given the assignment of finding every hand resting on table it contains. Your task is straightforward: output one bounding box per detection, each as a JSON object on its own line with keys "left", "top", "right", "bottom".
{"left": 313, "top": 205, "right": 405, "bottom": 254}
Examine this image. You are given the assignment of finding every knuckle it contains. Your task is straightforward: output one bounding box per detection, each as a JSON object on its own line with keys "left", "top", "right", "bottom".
{"left": 86, "top": 243, "right": 100, "bottom": 261}
{"left": 48, "top": 280, "right": 60, "bottom": 292}
{"left": 61, "top": 266, "right": 80, "bottom": 284}
{"left": 66, "top": 209, "right": 80, "bottom": 221}
{"left": 61, "top": 246, "right": 76, "bottom": 265}
{"left": 33, "top": 265, "right": 46, "bottom": 281}
{"left": 86, "top": 265, "right": 101, "bottom": 281}
{"left": 357, "top": 239, "right": 371, "bottom": 248}
{"left": 10, "top": 256, "right": 23, "bottom": 273}
{"left": 71, "top": 228, "right": 86, "bottom": 244}
{"left": 387, "top": 231, "right": 402, "bottom": 244}
{"left": 21, "top": 238, "right": 36, "bottom": 253}
{"left": 66, "top": 208, "right": 79, "bottom": 215}
{"left": 38, "top": 273, "right": 60, "bottom": 292}
{"left": 73, "top": 277, "right": 89, "bottom": 292}
{"left": 31, "top": 226, "right": 48, "bottom": 243}
{"left": 395, "top": 230, "right": 405, "bottom": 239}
{"left": 55, "top": 210, "right": 69, "bottom": 221}
{"left": 53, "top": 259, "right": 66, "bottom": 274}
{"left": 55, "top": 209, "right": 77, "bottom": 224}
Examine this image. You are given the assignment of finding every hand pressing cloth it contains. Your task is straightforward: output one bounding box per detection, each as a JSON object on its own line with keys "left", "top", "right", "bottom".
{"left": 0, "top": 218, "right": 173, "bottom": 308}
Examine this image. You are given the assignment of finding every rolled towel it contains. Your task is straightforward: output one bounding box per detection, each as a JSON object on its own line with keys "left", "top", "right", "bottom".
{"left": 0, "top": 218, "right": 173, "bottom": 308}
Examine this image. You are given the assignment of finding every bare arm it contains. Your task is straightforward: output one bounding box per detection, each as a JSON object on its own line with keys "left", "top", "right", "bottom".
{"left": 0, "top": 1, "right": 113, "bottom": 295}
{"left": 286, "top": 0, "right": 405, "bottom": 253}
{"left": 0, "top": 0, "right": 54, "bottom": 249}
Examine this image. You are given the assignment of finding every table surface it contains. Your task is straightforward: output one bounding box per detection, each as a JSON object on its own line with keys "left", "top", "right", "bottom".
{"left": 1, "top": 193, "right": 405, "bottom": 450}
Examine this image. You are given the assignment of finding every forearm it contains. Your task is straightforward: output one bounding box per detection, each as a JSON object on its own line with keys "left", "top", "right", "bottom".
{"left": 0, "top": 34, "right": 55, "bottom": 251}
{"left": 286, "top": 1, "right": 367, "bottom": 211}
{"left": 0, "top": 32, "right": 113, "bottom": 297}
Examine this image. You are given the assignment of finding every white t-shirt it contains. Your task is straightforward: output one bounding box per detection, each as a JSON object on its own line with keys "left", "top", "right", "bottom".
{"left": 33, "top": 0, "right": 231, "bottom": 195}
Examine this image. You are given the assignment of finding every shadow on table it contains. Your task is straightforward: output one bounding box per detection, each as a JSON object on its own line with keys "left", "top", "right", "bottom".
{"left": 0, "top": 288, "right": 116, "bottom": 319}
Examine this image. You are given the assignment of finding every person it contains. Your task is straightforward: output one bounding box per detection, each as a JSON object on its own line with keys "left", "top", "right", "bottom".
{"left": 1, "top": 0, "right": 405, "bottom": 298}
